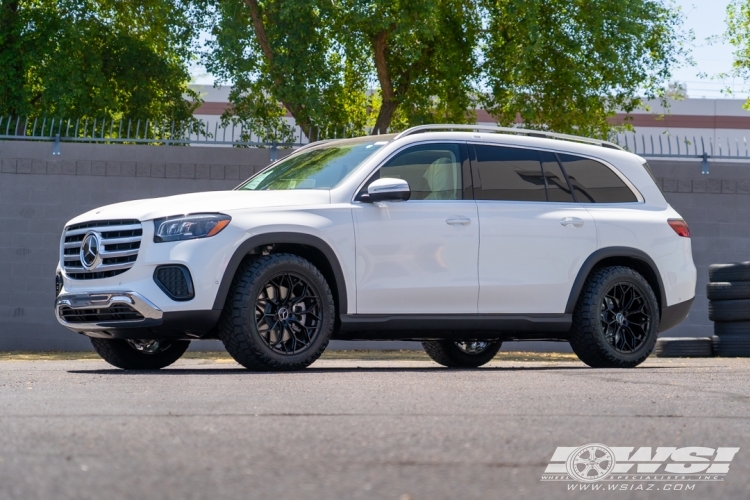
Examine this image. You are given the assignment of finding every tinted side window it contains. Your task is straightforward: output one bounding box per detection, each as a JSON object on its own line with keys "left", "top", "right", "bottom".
{"left": 472, "top": 145, "right": 546, "bottom": 202}
{"left": 539, "top": 151, "right": 575, "bottom": 202}
{"left": 376, "top": 143, "right": 464, "bottom": 200}
{"left": 558, "top": 154, "right": 637, "bottom": 203}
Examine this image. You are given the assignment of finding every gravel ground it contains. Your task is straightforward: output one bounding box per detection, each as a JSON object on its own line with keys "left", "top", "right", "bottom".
{"left": 0, "top": 354, "right": 748, "bottom": 500}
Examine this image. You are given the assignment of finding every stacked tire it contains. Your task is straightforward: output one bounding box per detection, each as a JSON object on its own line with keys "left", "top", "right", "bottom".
{"left": 708, "top": 262, "right": 750, "bottom": 357}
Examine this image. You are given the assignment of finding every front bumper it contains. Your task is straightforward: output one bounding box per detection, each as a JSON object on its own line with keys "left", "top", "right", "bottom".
{"left": 55, "top": 291, "right": 222, "bottom": 339}
{"left": 55, "top": 291, "right": 164, "bottom": 331}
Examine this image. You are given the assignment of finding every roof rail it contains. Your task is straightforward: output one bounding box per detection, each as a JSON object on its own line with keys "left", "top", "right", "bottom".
{"left": 393, "top": 124, "right": 624, "bottom": 151}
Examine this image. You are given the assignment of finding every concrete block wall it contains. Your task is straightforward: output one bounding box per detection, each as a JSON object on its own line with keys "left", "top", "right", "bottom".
{"left": 0, "top": 139, "right": 745, "bottom": 350}
{"left": 648, "top": 160, "right": 750, "bottom": 339}
{"left": 0, "top": 141, "right": 283, "bottom": 350}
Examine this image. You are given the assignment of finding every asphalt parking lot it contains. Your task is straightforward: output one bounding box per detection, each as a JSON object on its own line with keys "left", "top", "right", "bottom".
{"left": 1, "top": 352, "right": 749, "bottom": 500}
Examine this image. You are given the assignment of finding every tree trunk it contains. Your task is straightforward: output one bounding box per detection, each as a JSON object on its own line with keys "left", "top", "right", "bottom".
{"left": 244, "top": 0, "right": 317, "bottom": 142}
{"left": 371, "top": 28, "right": 397, "bottom": 134}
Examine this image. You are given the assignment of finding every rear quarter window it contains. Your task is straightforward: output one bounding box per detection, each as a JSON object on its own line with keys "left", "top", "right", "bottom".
{"left": 557, "top": 154, "right": 637, "bottom": 203}
{"left": 641, "top": 161, "right": 664, "bottom": 194}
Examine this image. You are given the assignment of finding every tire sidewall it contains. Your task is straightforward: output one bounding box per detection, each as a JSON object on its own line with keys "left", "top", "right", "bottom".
{"left": 587, "top": 271, "right": 659, "bottom": 364}
{"left": 238, "top": 257, "right": 334, "bottom": 364}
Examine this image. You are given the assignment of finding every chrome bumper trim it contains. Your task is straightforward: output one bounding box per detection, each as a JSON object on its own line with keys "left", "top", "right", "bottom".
{"left": 55, "top": 291, "right": 163, "bottom": 331}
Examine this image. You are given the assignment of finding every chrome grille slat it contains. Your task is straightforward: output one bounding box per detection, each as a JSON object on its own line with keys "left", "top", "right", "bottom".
{"left": 83, "top": 262, "right": 138, "bottom": 272}
{"left": 61, "top": 220, "right": 142, "bottom": 280}
{"left": 99, "top": 248, "right": 139, "bottom": 259}
{"left": 100, "top": 236, "right": 142, "bottom": 245}
{"left": 65, "top": 224, "right": 142, "bottom": 237}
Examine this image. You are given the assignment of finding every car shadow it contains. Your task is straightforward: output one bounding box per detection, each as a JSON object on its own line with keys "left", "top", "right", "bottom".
{"left": 66, "top": 365, "right": 682, "bottom": 375}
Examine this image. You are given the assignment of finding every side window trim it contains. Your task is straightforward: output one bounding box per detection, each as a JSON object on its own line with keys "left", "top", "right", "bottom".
{"left": 353, "top": 141, "right": 472, "bottom": 202}
{"left": 553, "top": 152, "right": 577, "bottom": 202}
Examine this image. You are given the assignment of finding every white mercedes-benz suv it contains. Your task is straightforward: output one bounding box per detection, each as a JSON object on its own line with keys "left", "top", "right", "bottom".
{"left": 55, "top": 125, "right": 696, "bottom": 370}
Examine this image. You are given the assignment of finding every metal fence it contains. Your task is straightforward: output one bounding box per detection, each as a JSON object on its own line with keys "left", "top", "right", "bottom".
{"left": 612, "top": 132, "right": 750, "bottom": 160}
{"left": 3, "top": 115, "right": 750, "bottom": 163}
{"left": 0, "top": 116, "right": 374, "bottom": 153}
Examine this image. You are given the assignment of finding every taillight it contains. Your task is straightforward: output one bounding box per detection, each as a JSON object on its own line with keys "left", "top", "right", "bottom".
{"left": 668, "top": 219, "right": 690, "bottom": 237}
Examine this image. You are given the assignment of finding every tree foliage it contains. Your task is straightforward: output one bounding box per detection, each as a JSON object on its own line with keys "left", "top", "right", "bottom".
{"left": 726, "top": 0, "right": 750, "bottom": 109}
{"left": 481, "top": 0, "right": 687, "bottom": 138}
{"left": 334, "top": 0, "right": 481, "bottom": 133}
{"left": 0, "top": 0, "right": 200, "bottom": 122}
{"left": 205, "top": 0, "right": 687, "bottom": 138}
{"left": 201, "top": 0, "right": 371, "bottom": 142}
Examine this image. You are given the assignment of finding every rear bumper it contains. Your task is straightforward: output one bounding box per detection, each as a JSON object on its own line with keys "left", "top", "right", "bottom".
{"left": 55, "top": 291, "right": 220, "bottom": 339}
{"left": 659, "top": 297, "right": 694, "bottom": 332}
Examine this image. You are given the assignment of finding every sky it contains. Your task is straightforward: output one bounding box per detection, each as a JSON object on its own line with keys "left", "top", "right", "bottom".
{"left": 671, "top": 0, "right": 747, "bottom": 98}
{"left": 191, "top": 1, "right": 747, "bottom": 100}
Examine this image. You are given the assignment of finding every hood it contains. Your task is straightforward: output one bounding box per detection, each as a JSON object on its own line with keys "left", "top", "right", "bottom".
{"left": 67, "top": 190, "right": 332, "bottom": 225}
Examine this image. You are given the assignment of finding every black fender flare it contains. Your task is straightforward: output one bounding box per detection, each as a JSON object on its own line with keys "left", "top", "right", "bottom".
{"left": 211, "top": 233, "right": 348, "bottom": 314}
{"left": 565, "top": 246, "right": 666, "bottom": 317}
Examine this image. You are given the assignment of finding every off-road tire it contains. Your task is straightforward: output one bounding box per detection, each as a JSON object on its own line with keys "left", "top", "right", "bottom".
{"left": 714, "top": 321, "right": 750, "bottom": 336}
{"left": 713, "top": 333, "right": 750, "bottom": 357}
{"left": 706, "top": 282, "right": 750, "bottom": 301}
{"left": 655, "top": 337, "right": 713, "bottom": 358}
{"left": 708, "top": 299, "right": 750, "bottom": 322}
{"left": 708, "top": 262, "right": 750, "bottom": 283}
{"left": 569, "top": 266, "right": 659, "bottom": 368}
{"left": 90, "top": 338, "right": 190, "bottom": 370}
{"left": 217, "top": 253, "right": 335, "bottom": 371}
{"left": 421, "top": 340, "right": 502, "bottom": 368}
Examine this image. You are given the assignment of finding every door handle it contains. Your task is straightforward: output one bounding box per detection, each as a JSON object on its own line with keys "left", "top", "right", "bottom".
{"left": 560, "top": 217, "right": 584, "bottom": 227}
{"left": 446, "top": 217, "right": 471, "bottom": 226}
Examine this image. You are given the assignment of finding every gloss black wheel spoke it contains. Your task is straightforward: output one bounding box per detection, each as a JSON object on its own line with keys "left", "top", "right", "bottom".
{"left": 600, "top": 281, "right": 651, "bottom": 354}
{"left": 254, "top": 272, "right": 322, "bottom": 355}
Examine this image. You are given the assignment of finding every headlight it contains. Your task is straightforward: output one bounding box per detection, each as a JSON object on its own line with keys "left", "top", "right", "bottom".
{"left": 153, "top": 214, "right": 231, "bottom": 243}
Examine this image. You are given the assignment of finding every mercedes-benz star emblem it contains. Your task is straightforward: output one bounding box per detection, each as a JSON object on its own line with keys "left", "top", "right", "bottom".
{"left": 80, "top": 231, "right": 103, "bottom": 271}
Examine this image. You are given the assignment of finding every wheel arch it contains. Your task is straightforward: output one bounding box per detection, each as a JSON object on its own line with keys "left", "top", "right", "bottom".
{"left": 565, "top": 247, "right": 666, "bottom": 317}
{"left": 212, "top": 233, "right": 348, "bottom": 316}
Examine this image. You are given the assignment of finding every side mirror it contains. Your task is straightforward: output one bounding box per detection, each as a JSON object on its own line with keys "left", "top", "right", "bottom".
{"left": 361, "top": 178, "right": 411, "bottom": 203}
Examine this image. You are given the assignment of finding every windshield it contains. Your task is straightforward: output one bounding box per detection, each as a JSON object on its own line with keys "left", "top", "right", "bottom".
{"left": 239, "top": 137, "right": 388, "bottom": 191}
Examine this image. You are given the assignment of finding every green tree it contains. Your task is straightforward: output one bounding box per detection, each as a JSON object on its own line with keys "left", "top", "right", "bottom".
{"left": 203, "top": 0, "right": 686, "bottom": 138}
{"left": 0, "top": 0, "right": 201, "bottom": 125}
{"left": 480, "top": 0, "right": 687, "bottom": 138}
{"left": 726, "top": 0, "right": 750, "bottom": 109}
{"left": 334, "top": 0, "right": 481, "bottom": 133}
{"left": 202, "top": 0, "right": 371, "bottom": 142}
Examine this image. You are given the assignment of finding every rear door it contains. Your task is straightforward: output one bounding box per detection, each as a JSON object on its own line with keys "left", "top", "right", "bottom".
{"left": 472, "top": 144, "right": 597, "bottom": 314}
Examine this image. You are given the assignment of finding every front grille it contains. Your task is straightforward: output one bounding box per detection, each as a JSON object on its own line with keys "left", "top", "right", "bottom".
{"left": 62, "top": 219, "right": 142, "bottom": 279}
{"left": 59, "top": 304, "right": 144, "bottom": 323}
{"left": 154, "top": 265, "right": 194, "bottom": 301}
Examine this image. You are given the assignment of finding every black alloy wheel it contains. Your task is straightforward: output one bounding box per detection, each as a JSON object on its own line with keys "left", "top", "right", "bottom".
{"left": 90, "top": 338, "right": 190, "bottom": 370}
{"left": 218, "top": 253, "right": 335, "bottom": 371}
{"left": 599, "top": 282, "right": 652, "bottom": 354}
{"left": 422, "top": 340, "right": 502, "bottom": 368}
{"left": 569, "top": 266, "right": 659, "bottom": 368}
{"left": 255, "top": 272, "right": 323, "bottom": 355}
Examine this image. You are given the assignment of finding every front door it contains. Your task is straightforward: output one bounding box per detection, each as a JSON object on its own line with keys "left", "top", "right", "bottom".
{"left": 353, "top": 142, "right": 479, "bottom": 314}
{"left": 471, "top": 144, "right": 598, "bottom": 314}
